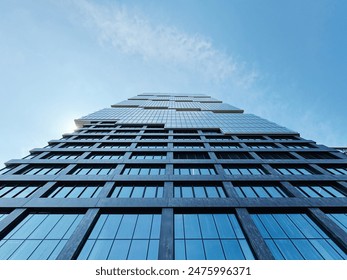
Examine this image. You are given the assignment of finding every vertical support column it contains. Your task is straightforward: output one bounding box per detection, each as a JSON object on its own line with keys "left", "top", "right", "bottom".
{"left": 236, "top": 208, "right": 274, "bottom": 260}
{"left": 158, "top": 208, "right": 174, "bottom": 260}
{"left": 0, "top": 208, "right": 27, "bottom": 238}
{"left": 56, "top": 208, "right": 100, "bottom": 260}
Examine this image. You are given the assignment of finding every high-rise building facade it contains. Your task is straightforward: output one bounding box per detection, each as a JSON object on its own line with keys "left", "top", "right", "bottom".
{"left": 0, "top": 94, "right": 346, "bottom": 260}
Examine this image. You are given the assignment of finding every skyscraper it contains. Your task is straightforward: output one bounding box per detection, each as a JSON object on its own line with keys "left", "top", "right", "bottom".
{"left": 0, "top": 93, "right": 346, "bottom": 260}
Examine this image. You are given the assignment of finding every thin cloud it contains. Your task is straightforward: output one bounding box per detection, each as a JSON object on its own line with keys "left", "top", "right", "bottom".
{"left": 74, "top": 0, "right": 256, "bottom": 85}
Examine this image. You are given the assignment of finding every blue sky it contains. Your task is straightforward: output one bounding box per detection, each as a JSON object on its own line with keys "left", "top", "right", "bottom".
{"left": 0, "top": 0, "right": 346, "bottom": 167}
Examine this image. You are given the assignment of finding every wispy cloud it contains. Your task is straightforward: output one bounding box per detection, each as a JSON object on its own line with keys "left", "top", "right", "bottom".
{"left": 73, "top": 0, "right": 257, "bottom": 85}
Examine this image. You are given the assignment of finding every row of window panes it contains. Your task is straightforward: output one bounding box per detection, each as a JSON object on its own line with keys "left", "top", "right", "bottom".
{"left": 0, "top": 211, "right": 345, "bottom": 260}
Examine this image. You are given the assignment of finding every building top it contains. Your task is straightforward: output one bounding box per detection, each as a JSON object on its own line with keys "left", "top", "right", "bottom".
{"left": 76, "top": 94, "right": 296, "bottom": 135}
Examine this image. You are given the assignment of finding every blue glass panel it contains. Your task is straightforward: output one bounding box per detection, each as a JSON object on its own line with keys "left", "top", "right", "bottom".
{"left": 253, "top": 187, "right": 269, "bottom": 198}
{"left": 186, "top": 240, "right": 205, "bottom": 260}
{"left": 127, "top": 240, "right": 149, "bottom": 260}
{"left": 174, "top": 187, "right": 181, "bottom": 198}
{"left": 68, "top": 187, "right": 85, "bottom": 198}
{"left": 182, "top": 187, "right": 193, "bottom": 198}
{"left": 174, "top": 240, "right": 186, "bottom": 260}
{"left": 221, "top": 240, "right": 244, "bottom": 260}
{"left": 134, "top": 215, "right": 152, "bottom": 239}
{"left": 194, "top": 187, "right": 206, "bottom": 198}
{"left": 217, "top": 187, "right": 226, "bottom": 198}
{"left": 267, "top": 187, "right": 285, "bottom": 198}
{"left": 258, "top": 214, "right": 286, "bottom": 238}
{"left": 29, "top": 240, "right": 60, "bottom": 260}
{"left": 49, "top": 240, "right": 67, "bottom": 260}
{"left": 174, "top": 215, "right": 184, "bottom": 239}
{"left": 111, "top": 186, "right": 121, "bottom": 197}
{"left": 99, "top": 215, "right": 122, "bottom": 239}
{"left": 151, "top": 215, "right": 161, "bottom": 239}
{"left": 326, "top": 239, "right": 347, "bottom": 259}
{"left": 147, "top": 240, "right": 159, "bottom": 260}
{"left": 0, "top": 187, "right": 12, "bottom": 197}
{"left": 108, "top": 240, "right": 131, "bottom": 260}
{"left": 8, "top": 215, "right": 43, "bottom": 239}
{"left": 8, "top": 240, "right": 40, "bottom": 260}
{"left": 292, "top": 239, "right": 323, "bottom": 260}
{"left": 228, "top": 214, "right": 245, "bottom": 238}
{"left": 184, "top": 215, "right": 201, "bottom": 238}
{"left": 132, "top": 187, "right": 145, "bottom": 198}
{"left": 116, "top": 215, "right": 137, "bottom": 238}
{"left": 275, "top": 239, "right": 304, "bottom": 260}
{"left": 89, "top": 215, "right": 107, "bottom": 239}
{"left": 328, "top": 214, "right": 347, "bottom": 232}
{"left": 53, "top": 187, "right": 73, "bottom": 198}
{"left": 15, "top": 187, "right": 37, "bottom": 198}
{"left": 273, "top": 214, "right": 304, "bottom": 238}
{"left": 239, "top": 239, "right": 255, "bottom": 259}
{"left": 205, "top": 187, "right": 218, "bottom": 198}
{"left": 144, "top": 187, "right": 156, "bottom": 198}
{"left": 214, "top": 214, "right": 236, "bottom": 238}
{"left": 265, "top": 240, "right": 284, "bottom": 260}
{"left": 77, "top": 240, "right": 95, "bottom": 260}
{"left": 0, "top": 240, "right": 23, "bottom": 259}
{"left": 325, "top": 187, "right": 344, "bottom": 197}
{"left": 157, "top": 187, "right": 163, "bottom": 198}
{"left": 300, "top": 186, "right": 319, "bottom": 197}
{"left": 242, "top": 187, "right": 257, "bottom": 198}
{"left": 118, "top": 187, "right": 132, "bottom": 198}
{"left": 234, "top": 187, "right": 244, "bottom": 198}
{"left": 79, "top": 187, "right": 97, "bottom": 198}
{"left": 29, "top": 215, "right": 61, "bottom": 239}
{"left": 292, "top": 214, "right": 326, "bottom": 238}
{"left": 309, "top": 239, "right": 344, "bottom": 260}
{"left": 204, "top": 240, "right": 224, "bottom": 259}
{"left": 199, "top": 214, "right": 218, "bottom": 238}
{"left": 88, "top": 240, "right": 113, "bottom": 260}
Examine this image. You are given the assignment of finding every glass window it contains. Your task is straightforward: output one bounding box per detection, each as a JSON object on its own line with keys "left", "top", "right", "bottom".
{"left": 47, "top": 183, "right": 103, "bottom": 198}
{"left": 173, "top": 143, "right": 204, "bottom": 149}
{"left": 71, "top": 166, "right": 115, "bottom": 176}
{"left": 0, "top": 183, "right": 40, "bottom": 198}
{"left": 78, "top": 214, "right": 161, "bottom": 260}
{"left": 174, "top": 166, "right": 216, "bottom": 175}
{"left": 274, "top": 167, "right": 315, "bottom": 175}
{"left": 215, "top": 152, "right": 252, "bottom": 159}
{"left": 257, "top": 152, "right": 295, "bottom": 160}
{"left": 46, "top": 153, "right": 81, "bottom": 160}
{"left": 210, "top": 143, "right": 240, "bottom": 149}
{"left": 110, "top": 184, "right": 163, "bottom": 198}
{"left": 0, "top": 214, "right": 83, "bottom": 260}
{"left": 174, "top": 184, "right": 226, "bottom": 198}
{"left": 251, "top": 213, "right": 347, "bottom": 260}
{"left": 327, "top": 214, "right": 347, "bottom": 233}
{"left": 87, "top": 153, "right": 124, "bottom": 160}
{"left": 122, "top": 166, "right": 165, "bottom": 175}
{"left": 174, "top": 152, "right": 210, "bottom": 160}
{"left": 325, "top": 167, "right": 347, "bottom": 175}
{"left": 224, "top": 166, "right": 267, "bottom": 175}
{"left": 131, "top": 153, "right": 166, "bottom": 160}
{"left": 174, "top": 214, "right": 254, "bottom": 260}
{"left": 295, "top": 184, "right": 345, "bottom": 198}
{"left": 99, "top": 143, "right": 130, "bottom": 149}
{"left": 234, "top": 184, "right": 287, "bottom": 198}
{"left": 19, "top": 167, "right": 64, "bottom": 176}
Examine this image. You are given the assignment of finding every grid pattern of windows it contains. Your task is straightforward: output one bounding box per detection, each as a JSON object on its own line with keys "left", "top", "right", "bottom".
{"left": 78, "top": 214, "right": 161, "bottom": 260}
{"left": 274, "top": 167, "right": 315, "bottom": 175}
{"left": 130, "top": 153, "right": 166, "bottom": 159}
{"left": 70, "top": 166, "right": 115, "bottom": 176}
{"left": 247, "top": 144, "right": 276, "bottom": 149}
{"left": 257, "top": 152, "right": 294, "bottom": 160}
{"left": 62, "top": 144, "right": 92, "bottom": 149}
{"left": 173, "top": 143, "right": 204, "bottom": 149}
{"left": 299, "top": 152, "right": 337, "bottom": 159}
{"left": 99, "top": 143, "right": 130, "bottom": 149}
{"left": 325, "top": 167, "right": 347, "bottom": 175}
{"left": 174, "top": 166, "right": 216, "bottom": 175}
{"left": 174, "top": 214, "right": 254, "bottom": 260}
{"left": 174, "top": 185, "right": 226, "bottom": 198}
{"left": 122, "top": 166, "right": 165, "bottom": 175}
{"left": 174, "top": 152, "right": 210, "bottom": 159}
{"left": 284, "top": 144, "right": 312, "bottom": 149}
{"left": 137, "top": 144, "right": 167, "bottom": 149}
{"left": 224, "top": 166, "right": 267, "bottom": 175}
{"left": 47, "top": 184, "right": 103, "bottom": 198}
{"left": 0, "top": 214, "right": 83, "bottom": 260}
{"left": 295, "top": 184, "right": 345, "bottom": 198}
{"left": 252, "top": 213, "right": 347, "bottom": 259}
{"left": 87, "top": 153, "right": 124, "bottom": 160}
{"left": 215, "top": 152, "right": 252, "bottom": 159}
{"left": 0, "top": 183, "right": 39, "bottom": 198}
{"left": 45, "top": 153, "right": 81, "bottom": 160}
{"left": 110, "top": 184, "right": 163, "bottom": 198}
{"left": 327, "top": 214, "right": 347, "bottom": 233}
{"left": 210, "top": 143, "right": 240, "bottom": 149}
{"left": 19, "top": 167, "right": 64, "bottom": 176}
{"left": 234, "top": 184, "right": 287, "bottom": 198}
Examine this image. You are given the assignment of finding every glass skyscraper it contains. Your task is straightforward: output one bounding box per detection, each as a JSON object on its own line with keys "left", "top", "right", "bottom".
{"left": 0, "top": 93, "right": 346, "bottom": 260}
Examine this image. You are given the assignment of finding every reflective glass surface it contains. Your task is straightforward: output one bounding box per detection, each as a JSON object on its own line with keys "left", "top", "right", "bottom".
{"left": 0, "top": 214, "right": 83, "bottom": 259}
{"left": 251, "top": 213, "right": 347, "bottom": 259}
{"left": 78, "top": 214, "right": 161, "bottom": 260}
{"left": 174, "top": 214, "right": 254, "bottom": 260}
